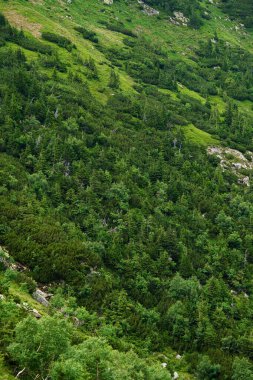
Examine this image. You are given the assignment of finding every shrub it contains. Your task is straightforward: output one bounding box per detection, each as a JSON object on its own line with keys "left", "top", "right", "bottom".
{"left": 74, "top": 26, "right": 98, "bottom": 43}
{"left": 42, "top": 32, "right": 75, "bottom": 51}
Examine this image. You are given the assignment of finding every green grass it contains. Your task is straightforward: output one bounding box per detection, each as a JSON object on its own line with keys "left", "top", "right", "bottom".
{"left": 1, "top": 0, "right": 253, "bottom": 109}
{"left": 9, "top": 284, "right": 48, "bottom": 316}
{"left": 0, "top": 359, "right": 15, "bottom": 380}
{"left": 179, "top": 84, "right": 206, "bottom": 104}
{"left": 184, "top": 124, "right": 220, "bottom": 146}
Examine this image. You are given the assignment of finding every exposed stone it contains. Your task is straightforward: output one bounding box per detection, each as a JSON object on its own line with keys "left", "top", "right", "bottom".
{"left": 10, "top": 262, "right": 28, "bottom": 272}
{"left": 73, "top": 316, "right": 83, "bottom": 326}
{"left": 32, "top": 308, "right": 42, "bottom": 318}
{"left": 238, "top": 176, "right": 250, "bottom": 187}
{"left": 22, "top": 302, "right": 33, "bottom": 311}
{"left": 103, "top": 0, "right": 113, "bottom": 4}
{"left": 233, "top": 162, "right": 243, "bottom": 169}
{"left": 161, "top": 363, "right": 167, "bottom": 368}
{"left": 176, "top": 354, "right": 182, "bottom": 360}
{"left": 169, "top": 11, "right": 189, "bottom": 26}
{"left": 207, "top": 146, "right": 253, "bottom": 186}
{"left": 138, "top": 0, "right": 159, "bottom": 16}
{"left": 32, "top": 289, "right": 50, "bottom": 307}
{"left": 173, "top": 372, "right": 179, "bottom": 380}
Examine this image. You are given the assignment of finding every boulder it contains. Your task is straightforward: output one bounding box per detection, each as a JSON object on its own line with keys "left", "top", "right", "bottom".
{"left": 32, "top": 308, "right": 42, "bottom": 318}
{"left": 138, "top": 0, "right": 159, "bottom": 16}
{"left": 238, "top": 176, "right": 250, "bottom": 187}
{"left": 32, "top": 289, "right": 49, "bottom": 307}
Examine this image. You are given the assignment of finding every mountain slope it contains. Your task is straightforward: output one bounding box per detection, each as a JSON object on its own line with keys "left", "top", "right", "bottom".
{"left": 0, "top": 0, "right": 253, "bottom": 379}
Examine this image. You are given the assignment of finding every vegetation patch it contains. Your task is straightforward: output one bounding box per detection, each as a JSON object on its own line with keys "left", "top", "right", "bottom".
{"left": 42, "top": 32, "right": 75, "bottom": 51}
{"left": 184, "top": 124, "right": 219, "bottom": 146}
{"left": 74, "top": 26, "right": 99, "bottom": 43}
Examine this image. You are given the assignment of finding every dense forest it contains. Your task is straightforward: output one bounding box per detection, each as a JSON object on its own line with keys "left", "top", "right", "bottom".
{"left": 221, "top": 0, "right": 253, "bottom": 27}
{"left": 0, "top": 0, "right": 253, "bottom": 379}
{"left": 147, "top": 0, "right": 253, "bottom": 28}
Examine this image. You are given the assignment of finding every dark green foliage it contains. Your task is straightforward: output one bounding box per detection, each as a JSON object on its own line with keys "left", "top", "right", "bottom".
{"left": 145, "top": 0, "right": 204, "bottom": 28}
{"left": 197, "top": 356, "right": 221, "bottom": 379}
{"left": 42, "top": 32, "right": 75, "bottom": 51}
{"left": 39, "top": 53, "right": 68, "bottom": 72}
{"left": 103, "top": 21, "right": 137, "bottom": 38}
{"left": 75, "top": 26, "right": 99, "bottom": 43}
{"left": 232, "top": 357, "right": 253, "bottom": 379}
{"left": 108, "top": 69, "right": 120, "bottom": 88}
{"left": 221, "top": 0, "right": 253, "bottom": 27}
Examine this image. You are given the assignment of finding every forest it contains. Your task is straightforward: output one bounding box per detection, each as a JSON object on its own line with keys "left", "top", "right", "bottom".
{"left": 221, "top": 0, "right": 253, "bottom": 27}
{"left": 0, "top": 0, "right": 253, "bottom": 378}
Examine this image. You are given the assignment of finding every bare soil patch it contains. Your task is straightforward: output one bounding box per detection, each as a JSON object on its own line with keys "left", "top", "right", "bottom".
{"left": 4, "top": 10, "right": 42, "bottom": 38}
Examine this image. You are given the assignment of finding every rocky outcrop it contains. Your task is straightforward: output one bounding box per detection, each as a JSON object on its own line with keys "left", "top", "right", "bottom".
{"left": 207, "top": 146, "right": 253, "bottom": 186}
{"left": 32, "top": 289, "right": 51, "bottom": 307}
{"left": 138, "top": 0, "right": 159, "bottom": 16}
{"left": 169, "top": 11, "right": 189, "bottom": 26}
{"left": 32, "top": 308, "right": 42, "bottom": 318}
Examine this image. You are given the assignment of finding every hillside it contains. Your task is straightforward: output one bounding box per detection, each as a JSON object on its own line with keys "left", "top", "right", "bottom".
{"left": 0, "top": 0, "right": 253, "bottom": 379}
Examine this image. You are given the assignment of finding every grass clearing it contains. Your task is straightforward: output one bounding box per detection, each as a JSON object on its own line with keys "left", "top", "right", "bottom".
{"left": 0, "top": 0, "right": 252, "bottom": 136}
{"left": 184, "top": 124, "right": 220, "bottom": 146}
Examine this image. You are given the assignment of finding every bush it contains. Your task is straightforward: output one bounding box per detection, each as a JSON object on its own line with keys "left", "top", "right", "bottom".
{"left": 15, "top": 272, "right": 37, "bottom": 294}
{"left": 105, "top": 22, "right": 137, "bottom": 38}
{"left": 74, "top": 26, "right": 98, "bottom": 43}
{"left": 42, "top": 32, "right": 75, "bottom": 51}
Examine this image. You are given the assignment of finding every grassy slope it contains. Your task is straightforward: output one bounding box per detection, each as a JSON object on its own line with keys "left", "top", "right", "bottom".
{"left": 184, "top": 124, "right": 219, "bottom": 145}
{"left": 1, "top": 0, "right": 253, "bottom": 121}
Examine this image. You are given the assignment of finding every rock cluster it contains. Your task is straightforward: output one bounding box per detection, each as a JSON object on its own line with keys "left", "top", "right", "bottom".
{"left": 32, "top": 288, "right": 52, "bottom": 307}
{"left": 207, "top": 146, "right": 253, "bottom": 186}
{"left": 137, "top": 0, "right": 159, "bottom": 16}
{"left": 169, "top": 11, "right": 189, "bottom": 26}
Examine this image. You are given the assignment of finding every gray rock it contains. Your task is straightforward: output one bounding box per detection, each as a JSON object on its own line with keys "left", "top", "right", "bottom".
{"left": 33, "top": 289, "right": 49, "bottom": 307}
{"left": 32, "top": 308, "right": 42, "bottom": 318}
